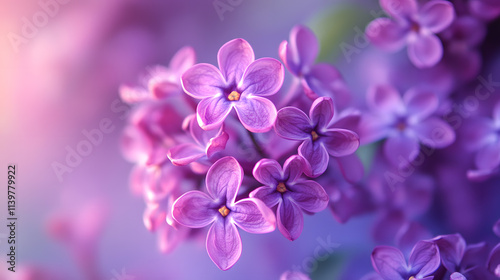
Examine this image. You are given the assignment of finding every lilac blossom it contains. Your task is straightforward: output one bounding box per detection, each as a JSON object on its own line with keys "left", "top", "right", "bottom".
{"left": 469, "top": 0, "right": 500, "bottom": 22}
{"left": 250, "top": 155, "right": 329, "bottom": 240}
{"left": 280, "top": 270, "right": 311, "bottom": 280}
{"left": 371, "top": 240, "right": 441, "bottom": 280}
{"left": 171, "top": 156, "right": 275, "bottom": 270}
{"left": 366, "top": 0, "right": 455, "bottom": 68}
{"left": 488, "top": 244, "right": 500, "bottom": 278}
{"left": 279, "top": 25, "right": 350, "bottom": 107}
{"left": 360, "top": 84, "right": 455, "bottom": 167}
{"left": 181, "top": 39, "right": 284, "bottom": 132}
{"left": 275, "top": 97, "right": 360, "bottom": 177}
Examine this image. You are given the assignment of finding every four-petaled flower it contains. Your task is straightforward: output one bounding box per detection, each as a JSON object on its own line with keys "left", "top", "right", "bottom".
{"left": 181, "top": 38, "right": 284, "bottom": 132}
{"left": 171, "top": 156, "right": 276, "bottom": 270}
{"left": 275, "top": 97, "right": 360, "bottom": 177}
{"left": 250, "top": 155, "right": 329, "bottom": 241}
{"left": 366, "top": 0, "right": 455, "bottom": 68}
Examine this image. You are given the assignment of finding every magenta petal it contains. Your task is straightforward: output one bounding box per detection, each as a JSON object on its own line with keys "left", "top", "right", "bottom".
{"left": 275, "top": 107, "right": 313, "bottom": 140}
{"left": 288, "top": 180, "right": 329, "bottom": 212}
{"left": 239, "top": 58, "right": 284, "bottom": 97}
{"left": 409, "top": 241, "right": 441, "bottom": 278}
{"left": 380, "top": 0, "right": 418, "bottom": 19}
{"left": 206, "top": 157, "right": 243, "bottom": 204}
{"left": 366, "top": 18, "right": 407, "bottom": 51}
{"left": 371, "top": 246, "right": 406, "bottom": 280}
{"left": 181, "top": 63, "right": 225, "bottom": 98}
{"left": 206, "top": 219, "right": 242, "bottom": 271}
{"left": 403, "top": 88, "right": 438, "bottom": 122}
{"left": 367, "top": 84, "right": 404, "bottom": 114}
{"left": 197, "top": 96, "right": 232, "bottom": 130}
{"left": 277, "top": 198, "right": 304, "bottom": 241}
{"left": 234, "top": 96, "right": 277, "bottom": 133}
{"left": 218, "top": 38, "right": 255, "bottom": 85}
{"left": 171, "top": 191, "right": 217, "bottom": 228}
{"left": 383, "top": 134, "right": 420, "bottom": 166}
{"left": 169, "top": 46, "right": 196, "bottom": 73}
{"left": 494, "top": 219, "right": 500, "bottom": 238}
{"left": 322, "top": 129, "right": 360, "bottom": 157}
{"left": 167, "top": 143, "right": 204, "bottom": 166}
{"left": 299, "top": 140, "right": 329, "bottom": 178}
{"left": 253, "top": 159, "right": 283, "bottom": 186}
{"left": 231, "top": 198, "right": 276, "bottom": 234}
{"left": 250, "top": 186, "right": 282, "bottom": 208}
{"left": 418, "top": 0, "right": 455, "bottom": 33}
{"left": 413, "top": 117, "right": 455, "bottom": 148}
{"left": 408, "top": 34, "right": 443, "bottom": 68}
{"left": 310, "top": 97, "right": 335, "bottom": 129}
{"left": 474, "top": 141, "right": 500, "bottom": 170}
{"left": 206, "top": 131, "right": 229, "bottom": 159}
{"left": 283, "top": 155, "right": 305, "bottom": 184}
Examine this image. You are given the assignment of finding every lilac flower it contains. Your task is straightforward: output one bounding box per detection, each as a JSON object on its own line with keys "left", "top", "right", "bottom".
{"left": 360, "top": 84, "right": 455, "bottom": 167}
{"left": 120, "top": 46, "right": 196, "bottom": 103}
{"left": 371, "top": 240, "right": 441, "bottom": 280}
{"left": 280, "top": 270, "right": 311, "bottom": 280}
{"left": 250, "top": 155, "right": 329, "bottom": 240}
{"left": 279, "top": 25, "right": 350, "bottom": 107}
{"left": 181, "top": 39, "right": 284, "bottom": 132}
{"left": 469, "top": 0, "right": 500, "bottom": 22}
{"left": 365, "top": 0, "right": 455, "bottom": 68}
{"left": 167, "top": 114, "right": 229, "bottom": 168}
{"left": 488, "top": 244, "right": 500, "bottom": 277}
{"left": 275, "top": 97, "right": 360, "bottom": 177}
{"left": 171, "top": 156, "right": 275, "bottom": 270}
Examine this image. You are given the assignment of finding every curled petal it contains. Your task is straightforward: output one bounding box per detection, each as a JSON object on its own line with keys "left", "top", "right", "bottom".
{"left": 409, "top": 241, "right": 441, "bottom": 278}
{"left": 371, "top": 246, "right": 407, "bottom": 280}
{"left": 206, "top": 156, "right": 243, "bottom": 204}
{"left": 413, "top": 117, "right": 455, "bottom": 148}
{"left": 275, "top": 107, "right": 313, "bottom": 140}
{"left": 253, "top": 159, "right": 283, "bottom": 186}
{"left": 475, "top": 141, "right": 500, "bottom": 171}
{"left": 239, "top": 58, "right": 284, "bottom": 97}
{"left": 235, "top": 96, "right": 277, "bottom": 133}
{"left": 181, "top": 63, "right": 225, "bottom": 98}
{"left": 404, "top": 88, "right": 438, "bottom": 122}
{"left": 407, "top": 34, "right": 443, "bottom": 68}
{"left": 418, "top": 0, "right": 455, "bottom": 33}
{"left": 322, "top": 129, "right": 360, "bottom": 157}
{"left": 169, "top": 46, "right": 196, "bottom": 72}
{"left": 218, "top": 38, "right": 255, "bottom": 85}
{"left": 383, "top": 134, "right": 420, "bottom": 167}
{"left": 380, "top": 0, "right": 418, "bottom": 19}
{"left": 171, "top": 191, "right": 217, "bottom": 228}
{"left": 250, "top": 186, "right": 282, "bottom": 208}
{"left": 277, "top": 198, "right": 304, "bottom": 241}
{"left": 365, "top": 18, "right": 407, "bottom": 51}
{"left": 206, "top": 219, "right": 242, "bottom": 271}
{"left": 310, "top": 97, "right": 335, "bottom": 129}
{"left": 367, "top": 84, "right": 404, "bottom": 114}
{"left": 206, "top": 131, "right": 229, "bottom": 158}
{"left": 167, "top": 143, "right": 204, "bottom": 166}
{"left": 288, "top": 180, "right": 329, "bottom": 213}
{"left": 283, "top": 155, "right": 305, "bottom": 184}
{"left": 197, "top": 96, "right": 232, "bottom": 130}
{"left": 231, "top": 198, "right": 276, "bottom": 234}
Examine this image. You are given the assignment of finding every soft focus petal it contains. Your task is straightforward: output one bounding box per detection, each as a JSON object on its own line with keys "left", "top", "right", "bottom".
{"left": 206, "top": 156, "right": 243, "bottom": 204}
{"left": 197, "top": 96, "right": 232, "bottom": 130}
{"left": 403, "top": 88, "right": 438, "bottom": 122}
{"left": 487, "top": 244, "right": 500, "bottom": 277}
{"left": 408, "top": 241, "right": 441, "bottom": 278}
{"left": 167, "top": 143, "right": 204, "bottom": 166}
{"left": 494, "top": 219, "right": 500, "bottom": 238}
{"left": 432, "top": 233, "right": 466, "bottom": 272}
{"left": 253, "top": 158, "right": 283, "bottom": 186}
{"left": 181, "top": 63, "right": 225, "bottom": 98}
{"left": 475, "top": 141, "right": 500, "bottom": 170}
{"left": 367, "top": 84, "right": 404, "bottom": 114}
{"left": 171, "top": 191, "right": 217, "bottom": 228}
{"left": 169, "top": 46, "right": 196, "bottom": 72}
{"left": 371, "top": 246, "right": 406, "bottom": 280}
{"left": 283, "top": 155, "right": 305, "bottom": 184}
{"left": 206, "top": 219, "right": 242, "bottom": 271}
{"left": 450, "top": 272, "right": 467, "bottom": 280}
{"left": 493, "top": 101, "right": 500, "bottom": 127}
{"left": 234, "top": 96, "right": 277, "bottom": 133}
{"left": 206, "top": 131, "right": 229, "bottom": 159}
{"left": 119, "top": 85, "right": 150, "bottom": 104}
{"left": 418, "top": 0, "right": 455, "bottom": 33}
{"left": 322, "top": 129, "right": 360, "bottom": 157}
{"left": 366, "top": 18, "right": 407, "bottom": 51}
{"left": 299, "top": 140, "right": 329, "bottom": 177}
{"left": 310, "top": 97, "right": 335, "bottom": 129}
{"left": 408, "top": 34, "right": 443, "bottom": 68}
{"left": 335, "top": 154, "right": 364, "bottom": 183}
{"left": 380, "top": 0, "right": 418, "bottom": 19}
{"left": 239, "top": 58, "right": 284, "bottom": 97}
{"left": 383, "top": 134, "right": 420, "bottom": 166}
{"left": 280, "top": 270, "right": 311, "bottom": 280}
{"left": 288, "top": 25, "right": 319, "bottom": 73}
{"left": 218, "top": 38, "right": 255, "bottom": 85}
{"left": 277, "top": 198, "right": 304, "bottom": 241}
{"left": 303, "top": 63, "right": 351, "bottom": 108}
{"left": 231, "top": 198, "right": 276, "bottom": 234}
{"left": 250, "top": 186, "right": 282, "bottom": 208}
{"left": 275, "top": 107, "right": 313, "bottom": 140}
{"left": 413, "top": 117, "right": 456, "bottom": 148}
{"left": 288, "top": 180, "right": 329, "bottom": 212}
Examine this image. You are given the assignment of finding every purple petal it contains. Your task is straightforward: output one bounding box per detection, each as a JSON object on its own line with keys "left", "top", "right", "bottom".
{"left": 280, "top": 271, "right": 311, "bottom": 280}
{"left": 403, "top": 88, "right": 438, "bottom": 122}
{"left": 383, "top": 134, "right": 420, "bottom": 166}
{"left": 250, "top": 186, "right": 282, "bottom": 208}
{"left": 407, "top": 34, "right": 443, "bottom": 68}
{"left": 329, "top": 110, "right": 361, "bottom": 132}
{"left": 418, "top": 0, "right": 455, "bottom": 33}
{"left": 283, "top": 155, "right": 305, "bottom": 184}
{"left": 494, "top": 219, "right": 500, "bottom": 238}
{"left": 287, "top": 25, "right": 319, "bottom": 74}
{"left": 206, "top": 156, "right": 243, "bottom": 204}
{"left": 475, "top": 141, "right": 500, "bottom": 170}
{"left": 462, "top": 242, "right": 489, "bottom": 270}
{"left": 171, "top": 191, "right": 217, "bottom": 228}
{"left": 299, "top": 140, "right": 329, "bottom": 178}
{"left": 322, "top": 129, "right": 360, "bottom": 157}
{"left": 395, "top": 222, "right": 432, "bottom": 254}
{"left": 335, "top": 154, "right": 364, "bottom": 183}
{"left": 279, "top": 40, "right": 300, "bottom": 76}
{"left": 197, "top": 96, "right": 232, "bottom": 130}
{"left": 119, "top": 85, "right": 150, "bottom": 104}
{"left": 206, "top": 130, "right": 229, "bottom": 158}
{"left": 277, "top": 198, "right": 304, "bottom": 241}
{"left": 432, "top": 233, "right": 466, "bottom": 272}
{"left": 206, "top": 219, "right": 242, "bottom": 271}
{"left": 169, "top": 46, "right": 196, "bottom": 73}
{"left": 487, "top": 244, "right": 500, "bottom": 277}
{"left": 231, "top": 198, "right": 276, "bottom": 234}
{"left": 493, "top": 101, "right": 500, "bottom": 127}
{"left": 239, "top": 58, "right": 284, "bottom": 97}
{"left": 366, "top": 84, "right": 404, "bottom": 114}
{"left": 408, "top": 241, "right": 441, "bottom": 278}
{"left": 380, "top": 0, "right": 418, "bottom": 19}
{"left": 371, "top": 246, "right": 407, "bottom": 280}
{"left": 288, "top": 180, "right": 329, "bottom": 212}
{"left": 253, "top": 158, "right": 283, "bottom": 186}
{"left": 450, "top": 272, "right": 467, "bottom": 280}
{"left": 303, "top": 63, "right": 351, "bottom": 108}
{"left": 412, "top": 117, "right": 456, "bottom": 148}
{"left": 467, "top": 168, "right": 497, "bottom": 181}
{"left": 275, "top": 107, "right": 313, "bottom": 140}
{"left": 218, "top": 38, "right": 255, "bottom": 85}
{"left": 310, "top": 97, "right": 335, "bottom": 129}
{"left": 234, "top": 96, "right": 277, "bottom": 133}
{"left": 460, "top": 118, "right": 495, "bottom": 151}
{"left": 167, "top": 143, "right": 204, "bottom": 166}
{"left": 365, "top": 18, "right": 407, "bottom": 51}
{"left": 181, "top": 63, "right": 225, "bottom": 99}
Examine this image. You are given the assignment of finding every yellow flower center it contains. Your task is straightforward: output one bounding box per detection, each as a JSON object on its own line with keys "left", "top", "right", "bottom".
{"left": 218, "top": 205, "right": 230, "bottom": 217}
{"left": 277, "top": 182, "right": 287, "bottom": 193}
{"left": 409, "top": 276, "right": 416, "bottom": 280}
{"left": 227, "top": 91, "right": 241, "bottom": 101}
{"left": 311, "top": 131, "right": 319, "bottom": 141}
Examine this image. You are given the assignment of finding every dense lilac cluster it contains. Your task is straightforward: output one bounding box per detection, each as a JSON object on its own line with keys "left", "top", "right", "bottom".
{"left": 120, "top": 0, "right": 500, "bottom": 278}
